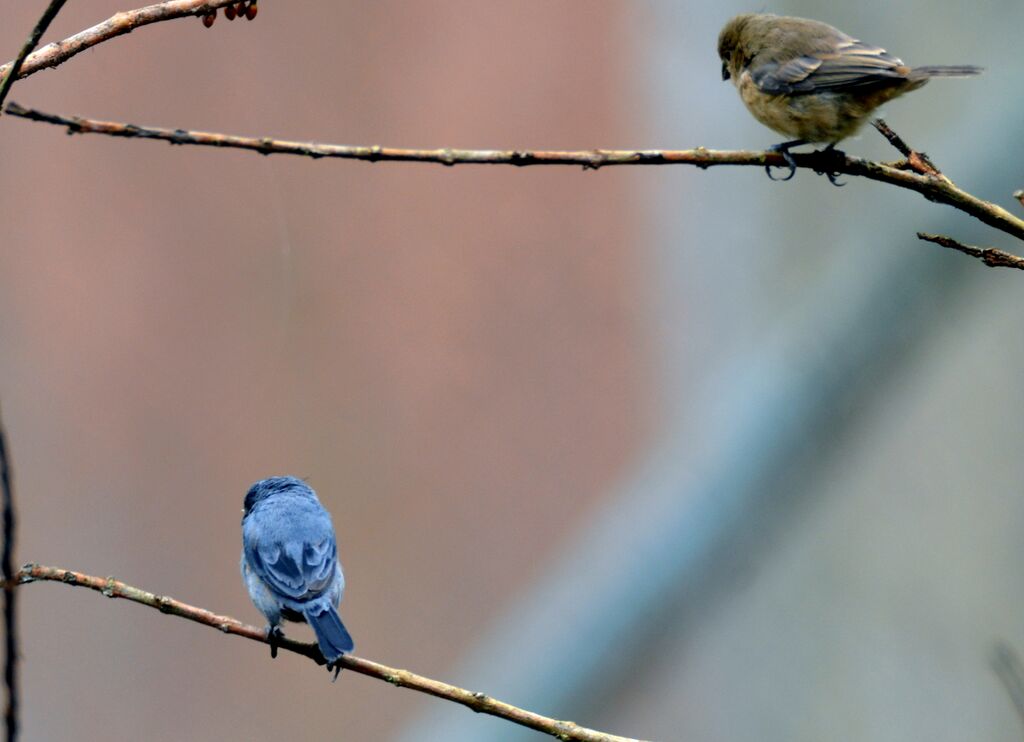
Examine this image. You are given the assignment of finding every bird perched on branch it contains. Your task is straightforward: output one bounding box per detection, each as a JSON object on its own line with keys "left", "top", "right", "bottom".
{"left": 241, "top": 476, "right": 354, "bottom": 678}
{"left": 717, "top": 13, "right": 982, "bottom": 182}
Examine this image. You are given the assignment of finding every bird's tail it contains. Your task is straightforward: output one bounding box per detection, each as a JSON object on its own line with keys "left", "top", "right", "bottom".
{"left": 304, "top": 605, "right": 354, "bottom": 662}
{"left": 911, "top": 65, "right": 984, "bottom": 80}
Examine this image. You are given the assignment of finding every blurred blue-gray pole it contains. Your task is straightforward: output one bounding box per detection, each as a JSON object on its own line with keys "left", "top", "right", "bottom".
{"left": 399, "top": 3, "right": 1008, "bottom": 739}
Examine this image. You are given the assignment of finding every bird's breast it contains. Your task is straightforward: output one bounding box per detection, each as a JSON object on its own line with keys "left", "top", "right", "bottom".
{"left": 737, "top": 72, "right": 872, "bottom": 143}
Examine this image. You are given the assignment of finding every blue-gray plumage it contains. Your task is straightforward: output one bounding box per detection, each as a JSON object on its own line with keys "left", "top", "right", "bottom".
{"left": 241, "top": 476, "right": 353, "bottom": 676}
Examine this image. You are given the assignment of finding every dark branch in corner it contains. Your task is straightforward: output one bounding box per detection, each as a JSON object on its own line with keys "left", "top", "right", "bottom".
{"left": 917, "top": 233, "right": 1024, "bottom": 271}
{"left": 6, "top": 102, "right": 1024, "bottom": 259}
{"left": 10, "top": 564, "right": 642, "bottom": 742}
{"left": 0, "top": 408, "right": 18, "bottom": 742}
{"left": 0, "top": 0, "right": 69, "bottom": 112}
{"left": 992, "top": 642, "right": 1024, "bottom": 735}
{"left": 0, "top": 0, "right": 244, "bottom": 84}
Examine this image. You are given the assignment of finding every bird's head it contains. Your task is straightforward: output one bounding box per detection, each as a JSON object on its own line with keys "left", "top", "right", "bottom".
{"left": 243, "top": 475, "right": 316, "bottom": 517}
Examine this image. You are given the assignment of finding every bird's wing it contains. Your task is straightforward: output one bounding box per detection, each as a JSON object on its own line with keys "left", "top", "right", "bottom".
{"left": 750, "top": 39, "right": 908, "bottom": 95}
{"left": 246, "top": 534, "right": 337, "bottom": 601}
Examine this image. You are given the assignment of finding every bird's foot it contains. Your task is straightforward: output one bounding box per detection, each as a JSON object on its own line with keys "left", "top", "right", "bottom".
{"left": 327, "top": 659, "right": 343, "bottom": 682}
{"left": 765, "top": 139, "right": 805, "bottom": 181}
{"left": 267, "top": 625, "right": 285, "bottom": 659}
{"left": 812, "top": 144, "right": 846, "bottom": 187}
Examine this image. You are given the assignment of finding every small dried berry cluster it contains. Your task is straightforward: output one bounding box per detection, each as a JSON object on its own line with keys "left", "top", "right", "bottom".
{"left": 201, "top": 1, "right": 258, "bottom": 28}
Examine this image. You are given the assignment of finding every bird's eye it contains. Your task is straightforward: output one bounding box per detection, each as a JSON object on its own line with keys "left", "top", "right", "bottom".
{"left": 721, "top": 62, "right": 731, "bottom": 81}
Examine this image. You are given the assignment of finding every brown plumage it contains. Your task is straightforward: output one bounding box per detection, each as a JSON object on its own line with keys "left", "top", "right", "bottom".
{"left": 718, "top": 13, "right": 982, "bottom": 147}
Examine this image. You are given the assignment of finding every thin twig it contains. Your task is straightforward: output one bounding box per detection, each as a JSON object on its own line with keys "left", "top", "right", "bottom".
{"left": 6, "top": 103, "right": 1024, "bottom": 245}
{"left": 872, "top": 121, "right": 1024, "bottom": 268}
{"left": 11, "top": 564, "right": 641, "bottom": 742}
{"left": 0, "top": 0, "right": 244, "bottom": 84}
{"left": 992, "top": 642, "right": 1024, "bottom": 737}
{"left": 0, "top": 410, "right": 17, "bottom": 742}
{"left": 0, "top": 0, "right": 69, "bottom": 113}
{"left": 916, "top": 232, "right": 1024, "bottom": 270}
{"left": 871, "top": 118, "right": 942, "bottom": 177}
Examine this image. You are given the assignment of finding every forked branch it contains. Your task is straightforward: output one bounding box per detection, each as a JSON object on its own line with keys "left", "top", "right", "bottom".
{"left": 5, "top": 102, "right": 1023, "bottom": 271}
{"left": 2, "top": 0, "right": 1022, "bottom": 271}
{"left": 0, "top": 0, "right": 244, "bottom": 84}
{"left": 0, "top": 0, "right": 69, "bottom": 112}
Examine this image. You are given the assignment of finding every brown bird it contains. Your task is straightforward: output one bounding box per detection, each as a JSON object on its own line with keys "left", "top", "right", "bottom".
{"left": 717, "top": 13, "right": 982, "bottom": 182}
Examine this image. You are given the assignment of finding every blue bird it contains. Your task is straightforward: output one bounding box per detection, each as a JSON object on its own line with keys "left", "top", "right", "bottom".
{"left": 241, "top": 476, "right": 354, "bottom": 677}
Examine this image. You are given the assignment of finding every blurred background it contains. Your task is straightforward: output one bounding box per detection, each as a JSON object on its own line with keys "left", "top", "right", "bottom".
{"left": 2, "top": 1, "right": 1023, "bottom": 740}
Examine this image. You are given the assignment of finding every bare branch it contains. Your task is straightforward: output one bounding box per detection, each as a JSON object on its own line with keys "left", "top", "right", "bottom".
{"left": 916, "top": 232, "right": 1024, "bottom": 270}
{"left": 7, "top": 102, "right": 1024, "bottom": 247}
{"left": 0, "top": 0, "right": 244, "bottom": 84}
{"left": 0, "top": 409, "right": 17, "bottom": 742}
{"left": 0, "top": 0, "right": 69, "bottom": 113}
{"left": 12, "top": 564, "right": 642, "bottom": 742}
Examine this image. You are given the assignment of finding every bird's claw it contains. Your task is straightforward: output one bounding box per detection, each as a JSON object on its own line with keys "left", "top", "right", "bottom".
{"left": 267, "top": 625, "right": 285, "bottom": 659}
{"left": 328, "top": 660, "right": 343, "bottom": 682}
{"left": 812, "top": 145, "right": 846, "bottom": 187}
{"left": 765, "top": 145, "right": 798, "bottom": 181}
{"left": 764, "top": 141, "right": 846, "bottom": 185}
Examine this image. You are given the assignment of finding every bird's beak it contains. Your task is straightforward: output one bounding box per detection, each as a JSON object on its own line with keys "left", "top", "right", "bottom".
{"left": 721, "top": 62, "right": 731, "bottom": 81}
